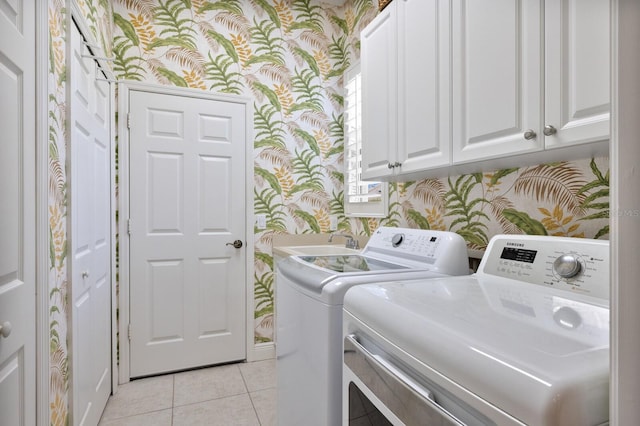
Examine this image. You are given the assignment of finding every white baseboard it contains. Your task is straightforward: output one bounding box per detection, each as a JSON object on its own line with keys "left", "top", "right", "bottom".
{"left": 247, "top": 342, "right": 276, "bottom": 362}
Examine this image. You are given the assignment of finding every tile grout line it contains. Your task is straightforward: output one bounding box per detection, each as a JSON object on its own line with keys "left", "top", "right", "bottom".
{"left": 171, "top": 373, "right": 175, "bottom": 426}
{"left": 238, "top": 363, "right": 263, "bottom": 425}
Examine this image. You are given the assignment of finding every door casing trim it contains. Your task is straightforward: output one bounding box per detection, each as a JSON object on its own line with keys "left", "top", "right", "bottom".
{"left": 117, "top": 81, "right": 254, "bottom": 383}
{"left": 36, "top": 1, "right": 49, "bottom": 423}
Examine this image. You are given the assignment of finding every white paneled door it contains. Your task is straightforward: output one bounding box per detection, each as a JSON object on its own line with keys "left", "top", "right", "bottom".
{"left": 129, "top": 89, "right": 247, "bottom": 377}
{"left": 0, "top": 0, "right": 36, "bottom": 424}
{"left": 70, "top": 23, "right": 112, "bottom": 425}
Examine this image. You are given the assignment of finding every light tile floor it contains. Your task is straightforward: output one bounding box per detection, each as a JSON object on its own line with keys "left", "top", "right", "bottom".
{"left": 99, "top": 359, "right": 276, "bottom": 426}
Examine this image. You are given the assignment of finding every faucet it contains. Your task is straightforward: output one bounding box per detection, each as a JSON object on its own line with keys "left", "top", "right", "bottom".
{"left": 328, "top": 232, "right": 360, "bottom": 250}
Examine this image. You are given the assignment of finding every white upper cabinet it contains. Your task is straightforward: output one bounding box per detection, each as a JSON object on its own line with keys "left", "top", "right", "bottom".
{"left": 361, "top": 0, "right": 451, "bottom": 180}
{"left": 361, "top": 0, "right": 609, "bottom": 179}
{"left": 452, "top": 0, "right": 610, "bottom": 164}
{"left": 361, "top": 4, "right": 397, "bottom": 180}
{"left": 544, "top": 0, "right": 610, "bottom": 149}
{"left": 452, "top": 0, "right": 544, "bottom": 164}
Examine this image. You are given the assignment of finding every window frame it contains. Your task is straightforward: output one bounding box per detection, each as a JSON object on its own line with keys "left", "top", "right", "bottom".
{"left": 343, "top": 62, "right": 388, "bottom": 218}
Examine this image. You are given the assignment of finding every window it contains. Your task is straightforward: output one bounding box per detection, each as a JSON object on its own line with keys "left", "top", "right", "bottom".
{"left": 344, "top": 63, "right": 388, "bottom": 217}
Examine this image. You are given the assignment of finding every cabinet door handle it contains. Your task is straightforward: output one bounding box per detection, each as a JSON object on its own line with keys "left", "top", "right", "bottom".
{"left": 387, "top": 162, "right": 395, "bottom": 169}
{"left": 543, "top": 125, "right": 557, "bottom": 136}
{"left": 523, "top": 129, "right": 537, "bottom": 140}
{"left": 394, "top": 161, "right": 402, "bottom": 168}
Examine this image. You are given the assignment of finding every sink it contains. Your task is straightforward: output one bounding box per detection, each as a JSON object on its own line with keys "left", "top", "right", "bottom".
{"left": 274, "top": 245, "right": 360, "bottom": 257}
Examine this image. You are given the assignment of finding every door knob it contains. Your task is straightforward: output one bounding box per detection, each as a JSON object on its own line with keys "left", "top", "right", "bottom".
{"left": 0, "top": 321, "right": 12, "bottom": 338}
{"left": 226, "top": 240, "right": 243, "bottom": 249}
{"left": 81, "top": 271, "right": 90, "bottom": 279}
{"left": 523, "top": 129, "right": 537, "bottom": 140}
{"left": 543, "top": 125, "right": 557, "bottom": 136}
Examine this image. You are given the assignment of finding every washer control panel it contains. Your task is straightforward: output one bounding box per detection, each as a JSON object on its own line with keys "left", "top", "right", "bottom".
{"left": 364, "top": 227, "right": 446, "bottom": 258}
{"left": 361, "top": 227, "right": 469, "bottom": 275}
{"left": 479, "top": 235, "right": 609, "bottom": 301}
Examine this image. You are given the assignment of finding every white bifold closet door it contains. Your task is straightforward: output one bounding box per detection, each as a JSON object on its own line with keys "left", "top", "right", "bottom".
{"left": 69, "top": 21, "right": 112, "bottom": 426}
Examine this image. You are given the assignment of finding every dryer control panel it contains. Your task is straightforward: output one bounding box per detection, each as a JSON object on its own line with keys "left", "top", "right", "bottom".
{"left": 479, "top": 235, "right": 609, "bottom": 301}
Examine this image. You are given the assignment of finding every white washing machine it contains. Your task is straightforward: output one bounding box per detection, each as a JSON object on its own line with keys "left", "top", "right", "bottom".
{"left": 276, "top": 227, "right": 470, "bottom": 426}
{"left": 343, "top": 234, "right": 610, "bottom": 425}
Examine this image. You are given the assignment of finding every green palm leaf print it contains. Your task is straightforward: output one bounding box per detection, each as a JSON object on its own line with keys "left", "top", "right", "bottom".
{"left": 290, "top": 0, "right": 324, "bottom": 33}
{"left": 251, "top": 0, "right": 282, "bottom": 28}
{"left": 198, "top": 0, "right": 243, "bottom": 15}
{"left": 254, "top": 104, "right": 286, "bottom": 148}
{"left": 445, "top": 174, "right": 490, "bottom": 248}
{"left": 502, "top": 209, "right": 548, "bottom": 235}
{"left": 154, "top": 0, "right": 197, "bottom": 49}
{"left": 578, "top": 158, "right": 609, "bottom": 238}
{"left": 254, "top": 187, "right": 287, "bottom": 231}
{"left": 291, "top": 148, "right": 324, "bottom": 192}
{"left": 205, "top": 52, "right": 242, "bottom": 94}
{"left": 290, "top": 68, "right": 324, "bottom": 112}
{"left": 247, "top": 18, "right": 285, "bottom": 66}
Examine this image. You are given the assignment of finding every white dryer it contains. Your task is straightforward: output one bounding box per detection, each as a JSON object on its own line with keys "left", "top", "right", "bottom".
{"left": 276, "top": 227, "right": 470, "bottom": 426}
{"left": 343, "top": 234, "right": 610, "bottom": 425}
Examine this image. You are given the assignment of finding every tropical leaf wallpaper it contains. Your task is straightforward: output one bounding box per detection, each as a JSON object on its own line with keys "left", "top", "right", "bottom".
{"left": 45, "top": 0, "right": 610, "bottom": 423}
{"left": 393, "top": 158, "right": 610, "bottom": 247}
{"left": 49, "top": 2, "right": 69, "bottom": 424}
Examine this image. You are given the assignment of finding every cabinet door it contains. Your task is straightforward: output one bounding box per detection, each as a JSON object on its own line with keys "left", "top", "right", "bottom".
{"left": 452, "top": 0, "right": 543, "bottom": 164}
{"left": 397, "top": 0, "right": 451, "bottom": 174}
{"left": 544, "top": 0, "right": 610, "bottom": 149}
{"left": 361, "top": 3, "right": 397, "bottom": 180}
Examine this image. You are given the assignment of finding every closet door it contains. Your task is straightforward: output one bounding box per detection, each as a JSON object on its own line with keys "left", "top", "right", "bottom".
{"left": 69, "top": 22, "right": 112, "bottom": 425}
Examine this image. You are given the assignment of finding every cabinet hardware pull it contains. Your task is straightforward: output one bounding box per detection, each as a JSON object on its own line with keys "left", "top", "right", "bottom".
{"left": 543, "top": 125, "right": 557, "bottom": 136}
{"left": 523, "top": 129, "right": 537, "bottom": 140}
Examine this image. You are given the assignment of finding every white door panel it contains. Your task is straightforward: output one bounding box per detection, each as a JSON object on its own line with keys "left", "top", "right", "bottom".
{"left": 0, "top": 0, "right": 35, "bottom": 424}
{"left": 361, "top": 5, "right": 397, "bottom": 179}
{"left": 453, "top": 0, "right": 543, "bottom": 163}
{"left": 544, "top": 0, "right": 610, "bottom": 148}
{"left": 398, "top": 0, "right": 450, "bottom": 172}
{"left": 70, "top": 23, "right": 112, "bottom": 426}
{"left": 129, "top": 90, "right": 246, "bottom": 377}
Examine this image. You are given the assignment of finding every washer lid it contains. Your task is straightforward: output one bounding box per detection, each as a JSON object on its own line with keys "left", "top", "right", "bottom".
{"left": 297, "top": 254, "right": 408, "bottom": 273}
{"left": 278, "top": 254, "right": 447, "bottom": 304}
{"left": 344, "top": 276, "right": 610, "bottom": 426}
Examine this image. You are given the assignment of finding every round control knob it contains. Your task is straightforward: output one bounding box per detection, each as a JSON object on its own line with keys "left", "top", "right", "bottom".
{"left": 391, "top": 233, "right": 404, "bottom": 247}
{"left": 553, "top": 254, "right": 582, "bottom": 278}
